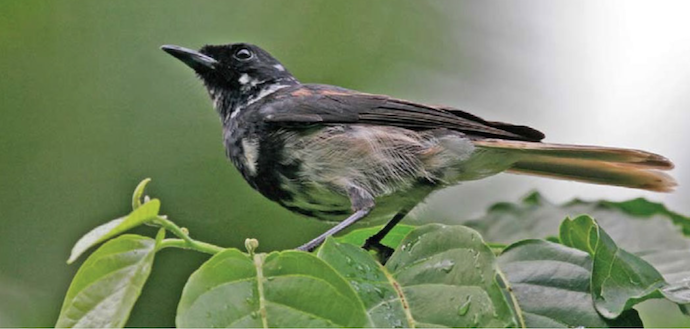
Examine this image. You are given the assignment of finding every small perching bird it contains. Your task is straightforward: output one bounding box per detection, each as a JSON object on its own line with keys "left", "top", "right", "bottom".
{"left": 161, "top": 43, "right": 676, "bottom": 256}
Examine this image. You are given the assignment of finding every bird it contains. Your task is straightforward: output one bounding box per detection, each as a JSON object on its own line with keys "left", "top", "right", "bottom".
{"left": 161, "top": 42, "right": 676, "bottom": 258}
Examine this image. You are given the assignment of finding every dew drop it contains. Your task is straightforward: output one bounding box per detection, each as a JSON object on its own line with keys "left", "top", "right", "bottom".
{"left": 472, "top": 313, "right": 480, "bottom": 326}
{"left": 457, "top": 296, "right": 472, "bottom": 316}
{"left": 373, "top": 286, "right": 386, "bottom": 298}
{"left": 440, "top": 259, "right": 455, "bottom": 273}
{"left": 250, "top": 311, "right": 258, "bottom": 319}
{"left": 350, "top": 280, "right": 361, "bottom": 291}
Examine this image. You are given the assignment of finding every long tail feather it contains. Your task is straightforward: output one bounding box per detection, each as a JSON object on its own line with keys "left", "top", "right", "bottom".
{"left": 474, "top": 139, "right": 677, "bottom": 192}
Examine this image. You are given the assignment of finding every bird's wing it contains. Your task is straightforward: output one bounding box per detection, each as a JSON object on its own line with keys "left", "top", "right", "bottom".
{"left": 263, "top": 84, "right": 545, "bottom": 142}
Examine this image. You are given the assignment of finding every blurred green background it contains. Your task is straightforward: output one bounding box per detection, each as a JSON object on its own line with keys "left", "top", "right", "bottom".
{"left": 1, "top": 0, "right": 689, "bottom": 327}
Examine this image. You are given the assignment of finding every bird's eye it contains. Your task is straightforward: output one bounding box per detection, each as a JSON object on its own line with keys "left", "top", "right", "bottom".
{"left": 234, "top": 48, "right": 253, "bottom": 60}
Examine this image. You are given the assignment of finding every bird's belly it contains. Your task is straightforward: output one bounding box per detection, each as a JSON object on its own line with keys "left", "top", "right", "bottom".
{"left": 276, "top": 181, "right": 354, "bottom": 223}
{"left": 276, "top": 177, "right": 435, "bottom": 227}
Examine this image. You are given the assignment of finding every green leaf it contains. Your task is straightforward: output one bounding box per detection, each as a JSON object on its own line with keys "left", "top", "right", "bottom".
{"left": 385, "top": 224, "right": 517, "bottom": 328}
{"left": 178, "top": 224, "right": 517, "bottom": 328}
{"left": 597, "top": 198, "right": 690, "bottom": 236}
{"left": 639, "top": 249, "right": 690, "bottom": 310}
{"left": 498, "top": 239, "right": 642, "bottom": 327}
{"left": 317, "top": 238, "right": 411, "bottom": 327}
{"left": 337, "top": 224, "right": 415, "bottom": 249}
{"left": 463, "top": 192, "right": 690, "bottom": 253}
{"left": 68, "top": 199, "right": 160, "bottom": 264}
{"left": 465, "top": 193, "right": 690, "bottom": 318}
{"left": 56, "top": 234, "right": 158, "bottom": 328}
{"left": 176, "top": 249, "right": 368, "bottom": 328}
{"left": 560, "top": 216, "right": 668, "bottom": 318}
{"left": 131, "top": 178, "right": 152, "bottom": 210}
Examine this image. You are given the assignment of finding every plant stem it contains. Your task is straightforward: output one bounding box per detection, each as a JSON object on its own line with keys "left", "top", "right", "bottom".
{"left": 153, "top": 216, "right": 225, "bottom": 255}
{"left": 158, "top": 238, "right": 225, "bottom": 255}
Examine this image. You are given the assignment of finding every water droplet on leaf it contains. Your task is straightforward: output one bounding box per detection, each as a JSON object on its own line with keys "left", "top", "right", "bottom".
{"left": 458, "top": 296, "right": 472, "bottom": 316}
{"left": 373, "top": 286, "right": 386, "bottom": 298}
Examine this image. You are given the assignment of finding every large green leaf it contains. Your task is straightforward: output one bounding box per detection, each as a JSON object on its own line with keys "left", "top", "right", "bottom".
{"left": 463, "top": 192, "right": 690, "bottom": 253}
{"left": 464, "top": 192, "right": 690, "bottom": 320}
{"left": 640, "top": 249, "right": 690, "bottom": 310}
{"left": 317, "top": 239, "right": 410, "bottom": 328}
{"left": 385, "top": 224, "right": 517, "bottom": 328}
{"left": 67, "top": 200, "right": 160, "bottom": 264}
{"left": 56, "top": 234, "right": 158, "bottom": 328}
{"left": 559, "top": 215, "right": 690, "bottom": 318}
{"left": 178, "top": 224, "right": 517, "bottom": 328}
{"left": 176, "top": 249, "right": 369, "bottom": 328}
{"left": 498, "top": 239, "right": 642, "bottom": 327}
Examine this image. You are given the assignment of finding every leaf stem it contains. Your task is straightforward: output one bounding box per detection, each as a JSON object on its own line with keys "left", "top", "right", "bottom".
{"left": 496, "top": 268, "right": 526, "bottom": 328}
{"left": 157, "top": 238, "right": 225, "bottom": 255}
{"left": 153, "top": 216, "right": 225, "bottom": 255}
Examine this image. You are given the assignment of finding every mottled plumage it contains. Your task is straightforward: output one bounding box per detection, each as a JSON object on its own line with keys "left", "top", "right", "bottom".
{"left": 162, "top": 43, "right": 676, "bottom": 255}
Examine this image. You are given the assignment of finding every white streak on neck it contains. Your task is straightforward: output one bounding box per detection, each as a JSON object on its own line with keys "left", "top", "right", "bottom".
{"left": 229, "top": 84, "right": 290, "bottom": 120}
{"left": 247, "top": 84, "right": 289, "bottom": 106}
{"left": 230, "top": 107, "right": 243, "bottom": 119}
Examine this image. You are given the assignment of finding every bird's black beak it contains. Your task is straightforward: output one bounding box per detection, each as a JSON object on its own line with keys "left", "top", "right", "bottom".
{"left": 161, "top": 45, "right": 218, "bottom": 71}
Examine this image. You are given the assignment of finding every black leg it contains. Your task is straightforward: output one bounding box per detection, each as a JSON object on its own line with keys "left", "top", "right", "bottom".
{"left": 296, "top": 185, "right": 374, "bottom": 252}
{"left": 362, "top": 210, "right": 409, "bottom": 263}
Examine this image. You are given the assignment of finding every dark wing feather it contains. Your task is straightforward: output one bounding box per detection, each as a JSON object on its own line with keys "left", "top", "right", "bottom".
{"left": 438, "top": 106, "right": 545, "bottom": 141}
{"left": 263, "top": 84, "right": 544, "bottom": 142}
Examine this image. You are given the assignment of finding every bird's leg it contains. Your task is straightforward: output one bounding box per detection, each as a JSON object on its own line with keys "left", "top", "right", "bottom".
{"left": 362, "top": 210, "right": 409, "bottom": 264}
{"left": 296, "top": 185, "right": 374, "bottom": 252}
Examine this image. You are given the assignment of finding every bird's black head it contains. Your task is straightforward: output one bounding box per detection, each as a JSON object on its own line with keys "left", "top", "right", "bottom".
{"left": 161, "top": 43, "right": 297, "bottom": 116}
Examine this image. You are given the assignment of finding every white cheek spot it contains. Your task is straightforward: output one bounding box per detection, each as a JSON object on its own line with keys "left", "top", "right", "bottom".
{"left": 241, "top": 138, "right": 260, "bottom": 175}
{"left": 239, "top": 74, "right": 251, "bottom": 85}
{"left": 273, "top": 64, "right": 285, "bottom": 72}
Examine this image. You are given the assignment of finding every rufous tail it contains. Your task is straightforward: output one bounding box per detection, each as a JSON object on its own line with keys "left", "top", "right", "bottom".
{"left": 474, "top": 139, "right": 676, "bottom": 192}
